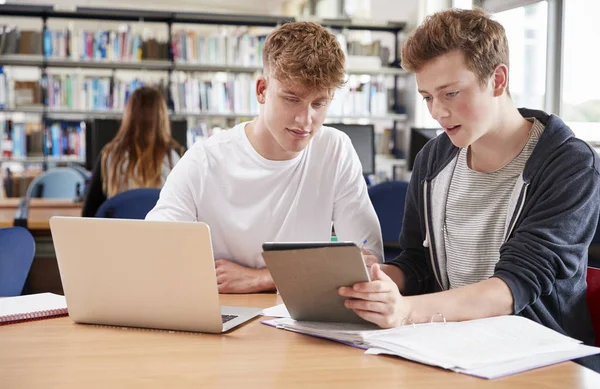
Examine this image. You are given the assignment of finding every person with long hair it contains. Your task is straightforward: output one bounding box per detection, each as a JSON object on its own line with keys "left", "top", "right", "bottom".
{"left": 82, "top": 86, "right": 183, "bottom": 217}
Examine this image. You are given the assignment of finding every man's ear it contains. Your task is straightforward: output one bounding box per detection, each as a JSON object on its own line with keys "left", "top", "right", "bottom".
{"left": 492, "top": 64, "right": 509, "bottom": 97}
{"left": 256, "top": 76, "right": 267, "bottom": 104}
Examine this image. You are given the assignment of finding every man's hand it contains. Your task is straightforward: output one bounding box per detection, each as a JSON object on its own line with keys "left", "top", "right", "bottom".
{"left": 214, "top": 259, "right": 276, "bottom": 294}
{"left": 361, "top": 249, "right": 380, "bottom": 268}
{"left": 338, "top": 263, "right": 411, "bottom": 328}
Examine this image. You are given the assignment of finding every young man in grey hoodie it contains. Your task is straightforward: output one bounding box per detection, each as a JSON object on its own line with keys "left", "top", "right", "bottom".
{"left": 340, "top": 8, "right": 600, "bottom": 371}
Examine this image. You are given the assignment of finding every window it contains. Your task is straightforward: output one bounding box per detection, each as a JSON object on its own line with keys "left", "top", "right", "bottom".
{"left": 493, "top": 1, "right": 548, "bottom": 110}
{"left": 562, "top": 0, "right": 600, "bottom": 142}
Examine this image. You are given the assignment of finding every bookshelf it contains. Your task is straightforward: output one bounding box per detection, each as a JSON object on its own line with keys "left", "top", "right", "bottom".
{"left": 0, "top": 3, "right": 408, "bottom": 169}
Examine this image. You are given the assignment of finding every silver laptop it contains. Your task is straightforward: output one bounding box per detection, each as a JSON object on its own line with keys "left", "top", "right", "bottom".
{"left": 49, "top": 217, "right": 261, "bottom": 333}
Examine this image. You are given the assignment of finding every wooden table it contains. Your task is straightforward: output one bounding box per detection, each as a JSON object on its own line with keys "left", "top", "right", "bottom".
{"left": 0, "top": 198, "right": 83, "bottom": 230}
{"left": 1, "top": 294, "right": 599, "bottom": 389}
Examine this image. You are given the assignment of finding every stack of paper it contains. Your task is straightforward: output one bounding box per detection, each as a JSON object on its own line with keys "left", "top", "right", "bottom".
{"left": 262, "top": 315, "right": 600, "bottom": 379}
{"left": 264, "top": 317, "right": 391, "bottom": 346}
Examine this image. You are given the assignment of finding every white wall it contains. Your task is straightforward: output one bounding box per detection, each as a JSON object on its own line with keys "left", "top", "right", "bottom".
{"left": 371, "top": 0, "right": 419, "bottom": 25}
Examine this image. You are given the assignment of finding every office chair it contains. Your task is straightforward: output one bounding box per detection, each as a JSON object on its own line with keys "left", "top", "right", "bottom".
{"left": 589, "top": 215, "right": 600, "bottom": 268}
{"left": 368, "top": 180, "right": 409, "bottom": 261}
{"left": 95, "top": 188, "right": 161, "bottom": 219}
{"left": 0, "top": 226, "right": 36, "bottom": 296}
{"left": 26, "top": 167, "right": 86, "bottom": 199}
{"left": 13, "top": 167, "right": 87, "bottom": 229}
{"left": 587, "top": 267, "right": 600, "bottom": 347}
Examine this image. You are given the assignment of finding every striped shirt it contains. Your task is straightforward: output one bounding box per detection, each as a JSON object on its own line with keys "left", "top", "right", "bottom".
{"left": 444, "top": 119, "right": 545, "bottom": 289}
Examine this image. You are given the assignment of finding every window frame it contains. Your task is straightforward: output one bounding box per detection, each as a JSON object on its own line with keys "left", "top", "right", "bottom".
{"left": 481, "top": 0, "right": 565, "bottom": 115}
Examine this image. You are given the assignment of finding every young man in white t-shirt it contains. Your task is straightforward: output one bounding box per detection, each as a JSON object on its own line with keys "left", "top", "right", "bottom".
{"left": 146, "top": 21, "right": 384, "bottom": 293}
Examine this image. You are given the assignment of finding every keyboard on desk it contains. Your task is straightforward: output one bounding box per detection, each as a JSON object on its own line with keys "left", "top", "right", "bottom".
{"left": 222, "top": 314, "right": 238, "bottom": 324}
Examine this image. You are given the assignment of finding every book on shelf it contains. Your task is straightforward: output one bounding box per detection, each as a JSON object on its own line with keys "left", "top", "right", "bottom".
{"left": 172, "top": 28, "right": 266, "bottom": 67}
{"left": 170, "top": 72, "right": 258, "bottom": 115}
{"left": 0, "top": 118, "right": 84, "bottom": 161}
{"left": 374, "top": 128, "right": 394, "bottom": 156}
{"left": 42, "top": 25, "right": 169, "bottom": 61}
{"left": 0, "top": 27, "right": 42, "bottom": 56}
{"left": 41, "top": 73, "right": 166, "bottom": 111}
{"left": 263, "top": 315, "right": 600, "bottom": 379}
{"left": 0, "top": 66, "right": 6, "bottom": 109}
{"left": 0, "top": 120, "right": 43, "bottom": 159}
{"left": 329, "top": 75, "right": 388, "bottom": 117}
{"left": 44, "top": 120, "right": 86, "bottom": 160}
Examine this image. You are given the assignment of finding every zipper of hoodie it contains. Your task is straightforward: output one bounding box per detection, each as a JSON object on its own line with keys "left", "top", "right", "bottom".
{"left": 423, "top": 180, "right": 443, "bottom": 290}
{"left": 504, "top": 183, "right": 530, "bottom": 242}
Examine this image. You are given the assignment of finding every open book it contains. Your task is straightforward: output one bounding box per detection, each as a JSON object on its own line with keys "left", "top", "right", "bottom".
{"left": 262, "top": 315, "right": 600, "bottom": 379}
{"left": 0, "top": 293, "right": 68, "bottom": 325}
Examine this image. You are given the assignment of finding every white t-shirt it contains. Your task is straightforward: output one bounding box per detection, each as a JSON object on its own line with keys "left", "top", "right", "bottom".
{"left": 146, "top": 122, "right": 383, "bottom": 268}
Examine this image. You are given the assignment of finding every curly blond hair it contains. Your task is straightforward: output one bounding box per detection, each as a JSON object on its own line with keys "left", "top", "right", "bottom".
{"left": 262, "top": 21, "right": 346, "bottom": 91}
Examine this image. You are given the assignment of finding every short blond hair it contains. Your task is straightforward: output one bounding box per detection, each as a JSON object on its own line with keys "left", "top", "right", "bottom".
{"left": 262, "top": 21, "right": 346, "bottom": 91}
{"left": 401, "top": 8, "right": 509, "bottom": 87}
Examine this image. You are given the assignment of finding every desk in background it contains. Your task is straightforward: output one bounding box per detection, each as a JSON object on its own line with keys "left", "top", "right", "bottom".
{"left": 0, "top": 198, "right": 83, "bottom": 230}
{"left": 0, "top": 198, "right": 83, "bottom": 294}
{"left": 1, "top": 293, "right": 599, "bottom": 389}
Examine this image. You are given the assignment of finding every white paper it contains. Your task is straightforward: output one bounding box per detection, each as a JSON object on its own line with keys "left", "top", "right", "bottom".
{"left": 261, "top": 304, "right": 291, "bottom": 318}
{"left": 365, "top": 315, "right": 582, "bottom": 370}
{"left": 261, "top": 314, "right": 600, "bottom": 379}
{"left": 366, "top": 344, "right": 600, "bottom": 379}
{"left": 455, "top": 344, "right": 600, "bottom": 379}
{"left": 0, "top": 293, "right": 67, "bottom": 317}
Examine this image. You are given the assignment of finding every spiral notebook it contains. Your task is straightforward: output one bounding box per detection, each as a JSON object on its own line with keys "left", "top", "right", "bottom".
{"left": 0, "top": 293, "right": 68, "bottom": 325}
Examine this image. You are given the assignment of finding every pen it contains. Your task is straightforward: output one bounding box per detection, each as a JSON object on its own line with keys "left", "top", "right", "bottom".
{"left": 359, "top": 239, "right": 367, "bottom": 250}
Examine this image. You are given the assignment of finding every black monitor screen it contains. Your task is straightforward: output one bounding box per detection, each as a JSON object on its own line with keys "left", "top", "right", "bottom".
{"left": 409, "top": 127, "right": 441, "bottom": 171}
{"left": 86, "top": 119, "right": 187, "bottom": 170}
{"left": 329, "top": 123, "right": 375, "bottom": 175}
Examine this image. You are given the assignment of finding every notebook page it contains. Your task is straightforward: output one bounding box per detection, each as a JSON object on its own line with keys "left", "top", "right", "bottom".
{"left": 0, "top": 293, "right": 67, "bottom": 317}
{"left": 366, "top": 315, "right": 582, "bottom": 370}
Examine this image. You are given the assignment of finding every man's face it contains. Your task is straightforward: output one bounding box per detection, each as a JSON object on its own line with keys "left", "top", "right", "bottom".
{"left": 258, "top": 76, "right": 332, "bottom": 157}
{"left": 416, "top": 50, "right": 497, "bottom": 149}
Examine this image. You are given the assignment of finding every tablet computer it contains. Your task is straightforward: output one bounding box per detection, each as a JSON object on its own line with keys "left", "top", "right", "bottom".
{"left": 262, "top": 241, "right": 372, "bottom": 324}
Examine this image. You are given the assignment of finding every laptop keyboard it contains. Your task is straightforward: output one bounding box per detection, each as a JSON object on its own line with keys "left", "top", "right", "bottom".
{"left": 221, "top": 314, "right": 238, "bottom": 324}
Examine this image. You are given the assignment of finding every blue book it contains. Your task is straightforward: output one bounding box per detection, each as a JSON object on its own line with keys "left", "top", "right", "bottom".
{"left": 77, "top": 123, "right": 86, "bottom": 159}
{"left": 52, "top": 123, "right": 62, "bottom": 157}
{"left": 11, "top": 123, "right": 26, "bottom": 158}
{"left": 43, "top": 30, "right": 53, "bottom": 57}
{"left": 97, "top": 31, "right": 108, "bottom": 59}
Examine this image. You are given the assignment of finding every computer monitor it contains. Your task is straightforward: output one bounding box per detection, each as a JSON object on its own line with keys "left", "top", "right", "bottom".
{"left": 409, "top": 127, "right": 441, "bottom": 171}
{"left": 86, "top": 119, "right": 187, "bottom": 170}
{"left": 329, "top": 123, "right": 375, "bottom": 175}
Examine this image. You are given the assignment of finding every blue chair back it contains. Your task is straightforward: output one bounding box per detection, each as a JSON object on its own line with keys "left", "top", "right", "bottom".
{"left": 368, "top": 180, "right": 409, "bottom": 261}
{"left": 26, "top": 168, "right": 86, "bottom": 199}
{"left": 95, "top": 188, "right": 161, "bottom": 219}
{"left": 0, "top": 227, "right": 35, "bottom": 296}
